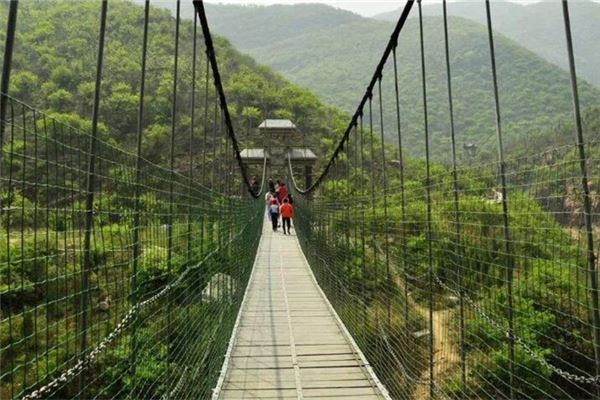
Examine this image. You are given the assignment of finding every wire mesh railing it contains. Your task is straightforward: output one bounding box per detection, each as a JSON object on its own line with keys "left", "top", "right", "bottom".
{"left": 289, "top": 0, "right": 600, "bottom": 399}
{"left": 0, "top": 94, "right": 263, "bottom": 400}
{"left": 0, "top": 0, "right": 265, "bottom": 399}
{"left": 293, "top": 144, "right": 600, "bottom": 398}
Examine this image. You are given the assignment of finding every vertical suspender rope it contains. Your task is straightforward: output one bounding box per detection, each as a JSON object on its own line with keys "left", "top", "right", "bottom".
{"left": 360, "top": 114, "right": 368, "bottom": 334}
{"left": 201, "top": 57, "right": 209, "bottom": 260}
{"left": 392, "top": 47, "right": 409, "bottom": 336}
{"left": 6, "top": 102, "right": 15, "bottom": 398}
{"left": 442, "top": 0, "right": 466, "bottom": 394}
{"left": 54, "top": 119, "right": 62, "bottom": 383}
{"left": 561, "top": 0, "right": 600, "bottom": 392}
{"left": 368, "top": 97, "right": 378, "bottom": 331}
{"left": 345, "top": 135, "right": 351, "bottom": 273}
{"left": 352, "top": 122, "right": 359, "bottom": 309}
{"left": 202, "top": 57, "right": 209, "bottom": 186}
{"left": 219, "top": 110, "right": 225, "bottom": 238}
{"left": 377, "top": 77, "right": 391, "bottom": 331}
{"left": 20, "top": 104, "right": 28, "bottom": 395}
{"left": 484, "top": 2, "right": 515, "bottom": 397}
{"left": 212, "top": 92, "right": 218, "bottom": 190}
{"left": 188, "top": 11, "right": 198, "bottom": 274}
{"left": 0, "top": 0, "right": 18, "bottom": 154}
{"left": 222, "top": 116, "right": 227, "bottom": 194}
{"left": 43, "top": 114, "right": 50, "bottom": 382}
{"left": 32, "top": 109, "right": 40, "bottom": 387}
{"left": 79, "top": 1, "right": 108, "bottom": 396}
{"left": 0, "top": 19, "right": 18, "bottom": 377}
{"left": 353, "top": 122, "right": 359, "bottom": 280}
{"left": 131, "top": 0, "right": 150, "bottom": 382}
{"left": 0, "top": 6, "right": 18, "bottom": 395}
{"left": 167, "top": 0, "right": 181, "bottom": 374}
{"left": 417, "top": 1, "right": 434, "bottom": 398}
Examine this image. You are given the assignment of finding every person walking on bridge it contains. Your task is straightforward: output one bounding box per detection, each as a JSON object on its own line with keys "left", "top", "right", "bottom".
{"left": 269, "top": 198, "right": 280, "bottom": 231}
{"left": 277, "top": 181, "right": 288, "bottom": 203}
{"left": 265, "top": 190, "right": 274, "bottom": 221}
{"left": 280, "top": 198, "right": 293, "bottom": 235}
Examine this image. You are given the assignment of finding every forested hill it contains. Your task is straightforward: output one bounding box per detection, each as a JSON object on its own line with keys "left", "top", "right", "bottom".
{"left": 203, "top": 3, "right": 363, "bottom": 50}
{"left": 175, "top": 3, "right": 600, "bottom": 161}
{"left": 375, "top": 0, "right": 600, "bottom": 89}
{"left": 0, "top": 0, "right": 348, "bottom": 168}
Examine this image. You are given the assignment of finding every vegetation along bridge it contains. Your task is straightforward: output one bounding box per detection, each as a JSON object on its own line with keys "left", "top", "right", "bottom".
{"left": 1, "top": 0, "right": 599, "bottom": 399}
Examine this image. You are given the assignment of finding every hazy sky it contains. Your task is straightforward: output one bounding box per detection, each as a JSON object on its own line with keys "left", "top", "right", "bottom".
{"left": 204, "top": 0, "right": 540, "bottom": 17}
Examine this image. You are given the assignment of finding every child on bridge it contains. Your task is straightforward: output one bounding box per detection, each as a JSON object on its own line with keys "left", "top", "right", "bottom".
{"left": 280, "top": 198, "right": 293, "bottom": 235}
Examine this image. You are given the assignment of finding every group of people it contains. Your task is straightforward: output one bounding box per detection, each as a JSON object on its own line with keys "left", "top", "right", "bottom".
{"left": 265, "top": 179, "right": 294, "bottom": 234}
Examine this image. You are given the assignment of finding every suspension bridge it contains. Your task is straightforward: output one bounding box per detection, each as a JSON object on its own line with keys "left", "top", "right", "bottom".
{"left": 1, "top": 0, "right": 599, "bottom": 399}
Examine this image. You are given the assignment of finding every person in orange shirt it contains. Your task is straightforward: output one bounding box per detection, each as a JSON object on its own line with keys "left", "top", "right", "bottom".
{"left": 279, "top": 198, "right": 293, "bottom": 235}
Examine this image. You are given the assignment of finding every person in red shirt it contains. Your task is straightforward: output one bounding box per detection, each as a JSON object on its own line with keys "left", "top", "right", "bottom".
{"left": 277, "top": 182, "right": 288, "bottom": 203}
{"left": 279, "top": 198, "right": 293, "bottom": 235}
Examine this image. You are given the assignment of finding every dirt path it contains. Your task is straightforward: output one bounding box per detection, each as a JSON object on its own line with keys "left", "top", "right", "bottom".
{"left": 412, "top": 304, "right": 459, "bottom": 400}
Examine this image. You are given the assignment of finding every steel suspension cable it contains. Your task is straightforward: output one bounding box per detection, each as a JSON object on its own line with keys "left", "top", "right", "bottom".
{"left": 193, "top": 0, "right": 261, "bottom": 198}
{"left": 288, "top": 0, "right": 415, "bottom": 195}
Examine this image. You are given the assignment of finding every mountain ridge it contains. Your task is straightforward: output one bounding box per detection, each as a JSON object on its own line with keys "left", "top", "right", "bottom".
{"left": 374, "top": 0, "right": 600, "bottom": 88}
{"left": 175, "top": 2, "right": 600, "bottom": 161}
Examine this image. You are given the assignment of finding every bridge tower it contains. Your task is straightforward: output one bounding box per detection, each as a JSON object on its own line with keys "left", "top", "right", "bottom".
{"left": 240, "top": 119, "right": 316, "bottom": 191}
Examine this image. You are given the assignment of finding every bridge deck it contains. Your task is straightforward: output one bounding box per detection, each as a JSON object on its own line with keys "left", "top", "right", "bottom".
{"left": 215, "top": 219, "right": 386, "bottom": 399}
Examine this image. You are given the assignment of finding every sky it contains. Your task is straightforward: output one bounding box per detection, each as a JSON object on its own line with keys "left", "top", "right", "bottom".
{"left": 203, "top": 0, "right": 540, "bottom": 17}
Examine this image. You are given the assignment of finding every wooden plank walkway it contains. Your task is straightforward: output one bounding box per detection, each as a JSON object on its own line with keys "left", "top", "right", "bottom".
{"left": 213, "top": 219, "right": 388, "bottom": 399}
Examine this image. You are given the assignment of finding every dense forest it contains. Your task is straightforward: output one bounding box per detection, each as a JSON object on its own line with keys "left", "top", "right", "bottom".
{"left": 0, "top": 0, "right": 348, "bottom": 169}
{"left": 171, "top": 2, "right": 600, "bottom": 162}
